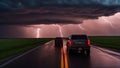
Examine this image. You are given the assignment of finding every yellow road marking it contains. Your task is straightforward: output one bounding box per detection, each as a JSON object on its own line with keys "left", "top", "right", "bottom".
{"left": 61, "top": 48, "right": 64, "bottom": 68}
{"left": 63, "top": 46, "right": 69, "bottom": 68}
{"left": 61, "top": 46, "right": 69, "bottom": 68}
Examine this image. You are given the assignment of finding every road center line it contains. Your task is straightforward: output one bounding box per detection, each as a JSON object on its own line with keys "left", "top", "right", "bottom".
{"left": 61, "top": 46, "right": 69, "bottom": 68}
{"left": 61, "top": 48, "right": 64, "bottom": 68}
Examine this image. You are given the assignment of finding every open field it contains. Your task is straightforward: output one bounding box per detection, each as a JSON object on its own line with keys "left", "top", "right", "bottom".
{"left": 89, "top": 36, "right": 120, "bottom": 50}
{"left": 0, "top": 38, "right": 52, "bottom": 60}
{"left": 0, "top": 37, "right": 120, "bottom": 60}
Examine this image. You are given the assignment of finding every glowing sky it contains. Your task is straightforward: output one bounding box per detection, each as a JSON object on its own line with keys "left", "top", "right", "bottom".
{"left": 0, "top": 0, "right": 120, "bottom": 38}
{"left": 0, "top": 12, "right": 120, "bottom": 38}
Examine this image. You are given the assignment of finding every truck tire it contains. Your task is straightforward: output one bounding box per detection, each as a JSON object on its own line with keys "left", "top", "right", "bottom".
{"left": 86, "top": 49, "right": 90, "bottom": 56}
{"left": 67, "top": 47, "right": 72, "bottom": 54}
{"left": 81, "top": 50, "right": 85, "bottom": 55}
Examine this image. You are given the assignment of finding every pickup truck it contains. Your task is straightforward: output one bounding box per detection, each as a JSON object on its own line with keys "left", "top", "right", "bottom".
{"left": 66, "top": 35, "right": 90, "bottom": 55}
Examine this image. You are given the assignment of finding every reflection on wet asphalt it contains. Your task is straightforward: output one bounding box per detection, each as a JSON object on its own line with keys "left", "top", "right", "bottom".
{"left": 1, "top": 41, "right": 120, "bottom": 68}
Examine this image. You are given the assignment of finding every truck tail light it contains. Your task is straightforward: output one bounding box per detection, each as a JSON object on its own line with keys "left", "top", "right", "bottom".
{"left": 68, "top": 40, "right": 72, "bottom": 46}
{"left": 87, "top": 39, "right": 90, "bottom": 46}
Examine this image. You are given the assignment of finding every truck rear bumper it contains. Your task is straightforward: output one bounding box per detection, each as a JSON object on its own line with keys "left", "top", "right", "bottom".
{"left": 68, "top": 47, "right": 90, "bottom": 50}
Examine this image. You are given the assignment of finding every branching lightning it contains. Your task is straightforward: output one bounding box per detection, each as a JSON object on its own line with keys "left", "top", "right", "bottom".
{"left": 78, "top": 24, "right": 86, "bottom": 34}
{"left": 36, "top": 28, "right": 40, "bottom": 38}
{"left": 102, "top": 17, "right": 115, "bottom": 28}
{"left": 78, "top": 25, "right": 85, "bottom": 31}
{"left": 56, "top": 24, "right": 63, "bottom": 37}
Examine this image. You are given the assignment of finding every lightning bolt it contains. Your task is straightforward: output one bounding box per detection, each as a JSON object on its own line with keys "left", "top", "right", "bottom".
{"left": 102, "top": 17, "right": 115, "bottom": 29}
{"left": 56, "top": 24, "right": 63, "bottom": 37}
{"left": 36, "top": 28, "right": 40, "bottom": 38}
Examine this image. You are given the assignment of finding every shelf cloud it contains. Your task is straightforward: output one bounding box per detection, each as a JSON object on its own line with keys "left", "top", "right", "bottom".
{"left": 0, "top": 6, "right": 120, "bottom": 24}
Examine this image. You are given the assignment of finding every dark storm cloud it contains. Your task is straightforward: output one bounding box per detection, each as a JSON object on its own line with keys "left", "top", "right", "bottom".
{"left": 0, "top": 6, "right": 120, "bottom": 24}
{"left": 0, "top": 0, "right": 120, "bottom": 12}
{"left": 0, "top": 0, "right": 120, "bottom": 9}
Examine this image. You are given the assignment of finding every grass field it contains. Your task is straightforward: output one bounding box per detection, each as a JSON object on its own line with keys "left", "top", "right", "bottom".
{"left": 89, "top": 36, "right": 120, "bottom": 50}
{"left": 0, "top": 37, "right": 120, "bottom": 60}
{"left": 0, "top": 38, "right": 52, "bottom": 60}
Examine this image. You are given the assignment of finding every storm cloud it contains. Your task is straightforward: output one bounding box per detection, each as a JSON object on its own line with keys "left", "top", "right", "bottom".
{"left": 0, "top": 0, "right": 120, "bottom": 24}
{"left": 0, "top": 6, "right": 120, "bottom": 24}
{"left": 0, "top": 0, "right": 120, "bottom": 9}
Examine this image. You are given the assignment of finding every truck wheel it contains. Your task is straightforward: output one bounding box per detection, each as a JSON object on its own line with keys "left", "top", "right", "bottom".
{"left": 81, "top": 50, "right": 85, "bottom": 54}
{"left": 67, "top": 48, "right": 71, "bottom": 54}
{"left": 86, "top": 49, "right": 90, "bottom": 56}
{"left": 67, "top": 47, "right": 69, "bottom": 53}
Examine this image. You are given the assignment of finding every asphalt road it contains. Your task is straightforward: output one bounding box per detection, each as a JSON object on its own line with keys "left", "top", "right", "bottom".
{"left": 1, "top": 41, "right": 120, "bottom": 68}
{"left": 1, "top": 41, "right": 61, "bottom": 68}
{"left": 68, "top": 46, "right": 120, "bottom": 68}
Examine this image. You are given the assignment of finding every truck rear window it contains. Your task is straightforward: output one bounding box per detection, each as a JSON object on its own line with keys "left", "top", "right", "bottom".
{"left": 71, "top": 35, "right": 87, "bottom": 40}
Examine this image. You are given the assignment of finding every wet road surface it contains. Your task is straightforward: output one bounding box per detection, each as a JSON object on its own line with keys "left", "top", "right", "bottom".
{"left": 1, "top": 41, "right": 61, "bottom": 68}
{"left": 68, "top": 46, "right": 120, "bottom": 68}
{"left": 1, "top": 41, "right": 120, "bottom": 68}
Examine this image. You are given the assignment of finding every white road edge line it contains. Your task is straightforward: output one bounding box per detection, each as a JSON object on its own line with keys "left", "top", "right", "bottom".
{"left": 92, "top": 45, "right": 120, "bottom": 62}
{"left": 0, "top": 41, "right": 51, "bottom": 68}
{"left": 92, "top": 45, "right": 120, "bottom": 57}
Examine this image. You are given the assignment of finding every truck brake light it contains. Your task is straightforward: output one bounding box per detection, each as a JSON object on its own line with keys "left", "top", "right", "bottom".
{"left": 87, "top": 39, "right": 90, "bottom": 46}
{"left": 68, "top": 40, "right": 72, "bottom": 46}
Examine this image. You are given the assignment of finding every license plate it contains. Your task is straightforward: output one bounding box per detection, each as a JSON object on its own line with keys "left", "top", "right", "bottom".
{"left": 78, "top": 48, "right": 82, "bottom": 50}
{"left": 75, "top": 42, "right": 83, "bottom": 44}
